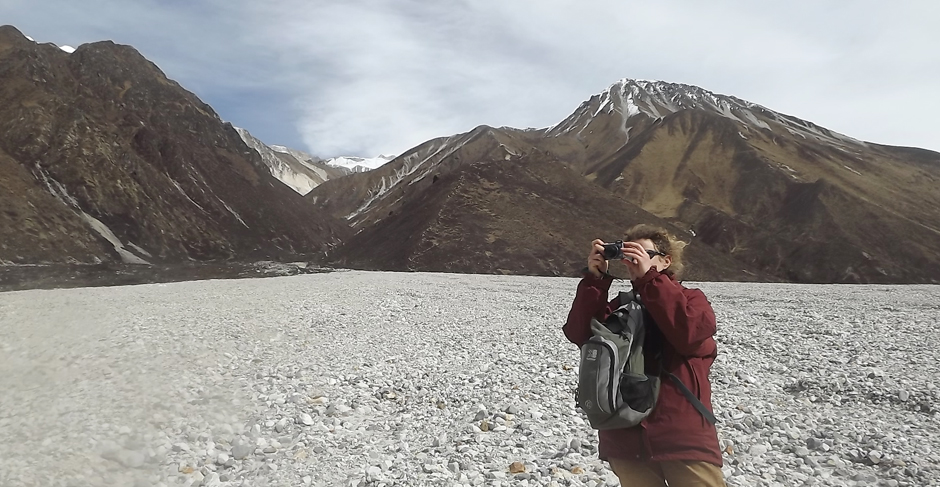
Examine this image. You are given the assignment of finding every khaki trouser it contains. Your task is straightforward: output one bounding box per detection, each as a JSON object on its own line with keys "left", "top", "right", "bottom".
{"left": 609, "top": 458, "right": 726, "bottom": 487}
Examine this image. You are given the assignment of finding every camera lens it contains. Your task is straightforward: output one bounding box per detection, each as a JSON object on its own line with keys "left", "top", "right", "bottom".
{"left": 601, "top": 241, "right": 624, "bottom": 260}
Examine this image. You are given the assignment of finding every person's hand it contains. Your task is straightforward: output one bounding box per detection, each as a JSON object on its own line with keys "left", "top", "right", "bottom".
{"left": 587, "top": 239, "right": 609, "bottom": 278}
{"left": 621, "top": 241, "right": 653, "bottom": 280}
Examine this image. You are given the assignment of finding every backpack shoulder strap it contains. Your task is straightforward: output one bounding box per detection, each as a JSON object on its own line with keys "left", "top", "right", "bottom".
{"left": 666, "top": 372, "right": 719, "bottom": 425}
{"left": 617, "top": 290, "right": 636, "bottom": 307}
{"left": 602, "top": 291, "right": 638, "bottom": 336}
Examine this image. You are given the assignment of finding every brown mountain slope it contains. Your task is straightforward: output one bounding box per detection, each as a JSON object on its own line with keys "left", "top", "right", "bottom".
{"left": 586, "top": 109, "right": 940, "bottom": 282}
{"left": 308, "top": 124, "right": 544, "bottom": 227}
{"left": 311, "top": 79, "right": 940, "bottom": 283}
{"left": 0, "top": 145, "right": 105, "bottom": 262}
{"left": 0, "top": 25, "right": 349, "bottom": 265}
{"left": 327, "top": 152, "right": 766, "bottom": 281}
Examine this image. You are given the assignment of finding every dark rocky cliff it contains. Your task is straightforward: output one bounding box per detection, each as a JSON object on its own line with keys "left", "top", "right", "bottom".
{"left": 0, "top": 25, "right": 350, "bottom": 266}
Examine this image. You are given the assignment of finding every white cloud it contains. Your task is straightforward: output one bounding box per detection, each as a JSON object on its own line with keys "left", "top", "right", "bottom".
{"left": 3, "top": 0, "right": 939, "bottom": 155}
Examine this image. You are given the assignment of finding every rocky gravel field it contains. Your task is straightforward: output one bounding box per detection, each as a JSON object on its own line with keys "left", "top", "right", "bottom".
{"left": 1, "top": 271, "right": 938, "bottom": 487}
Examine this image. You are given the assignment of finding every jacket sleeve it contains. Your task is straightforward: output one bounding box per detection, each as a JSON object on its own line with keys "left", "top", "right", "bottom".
{"left": 632, "top": 268, "right": 716, "bottom": 357}
{"left": 563, "top": 273, "right": 615, "bottom": 347}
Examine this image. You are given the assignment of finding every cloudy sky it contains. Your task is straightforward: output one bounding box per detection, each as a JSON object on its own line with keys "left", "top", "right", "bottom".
{"left": 4, "top": 1, "right": 938, "bottom": 157}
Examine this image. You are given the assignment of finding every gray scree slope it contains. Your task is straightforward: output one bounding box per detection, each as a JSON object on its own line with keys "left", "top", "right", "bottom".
{"left": 0, "top": 272, "right": 938, "bottom": 487}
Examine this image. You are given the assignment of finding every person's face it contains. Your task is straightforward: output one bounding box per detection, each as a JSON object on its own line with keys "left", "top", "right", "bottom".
{"left": 629, "top": 238, "right": 672, "bottom": 272}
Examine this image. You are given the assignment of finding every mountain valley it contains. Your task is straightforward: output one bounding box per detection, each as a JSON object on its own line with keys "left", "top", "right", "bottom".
{"left": 2, "top": 25, "right": 939, "bottom": 288}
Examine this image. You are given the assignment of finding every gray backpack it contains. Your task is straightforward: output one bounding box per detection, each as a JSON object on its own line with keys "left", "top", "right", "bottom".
{"left": 576, "top": 291, "right": 717, "bottom": 430}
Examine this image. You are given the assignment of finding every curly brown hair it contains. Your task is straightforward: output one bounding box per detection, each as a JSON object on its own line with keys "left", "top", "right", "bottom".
{"left": 624, "top": 224, "right": 687, "bottom": 279}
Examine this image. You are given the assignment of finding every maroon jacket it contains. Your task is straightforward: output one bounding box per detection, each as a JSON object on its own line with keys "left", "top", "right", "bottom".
{"left": 564, "top": 267, "right": 722, "bottom": 466}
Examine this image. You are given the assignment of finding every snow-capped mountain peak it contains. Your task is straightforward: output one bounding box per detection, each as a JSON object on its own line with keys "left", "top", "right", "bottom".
{"left": 325, "top": 155, "right": 395, "bottom": 173}
{"left": 548, "top": 78, "right": 863, "bottom": 148}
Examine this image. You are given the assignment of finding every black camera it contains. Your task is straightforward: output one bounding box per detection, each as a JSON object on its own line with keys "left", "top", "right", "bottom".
{"left": 601, "top": 240, "right": 625, "bottom": 260}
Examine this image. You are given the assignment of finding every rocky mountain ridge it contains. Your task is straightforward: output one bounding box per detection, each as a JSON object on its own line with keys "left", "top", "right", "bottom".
{"left": 2, "top": 24, "right": 938, "bottom": 284}
{"left": 0, "top": 25, "right": 349, "bottom": 267}
{"left": 546, "top": 79, "right": 863, "bottom": 150}
{"left": 310, "top": 79, "right": 940, "bottom": 283}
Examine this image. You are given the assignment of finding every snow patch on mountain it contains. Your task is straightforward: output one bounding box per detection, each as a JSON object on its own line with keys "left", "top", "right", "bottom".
{"left": 236, "top": 128, "right": 324, "bottom": 195}
{"left": 168, "top": 178, "right": 206, "bottom": 212}
{"left": 220, "top": 200, "right": 249, "bottom": 229}
{"left": 81, "top": 213, "right": 151, "bottom": 264}
{"left": 32, "top": 163, "right": 150, "bottom": 264}
{"left": 325, "top": 155, "right": 394, "bottom": 173}
{"left": 270, "top": 145, "right": 318, "bottom": 165}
